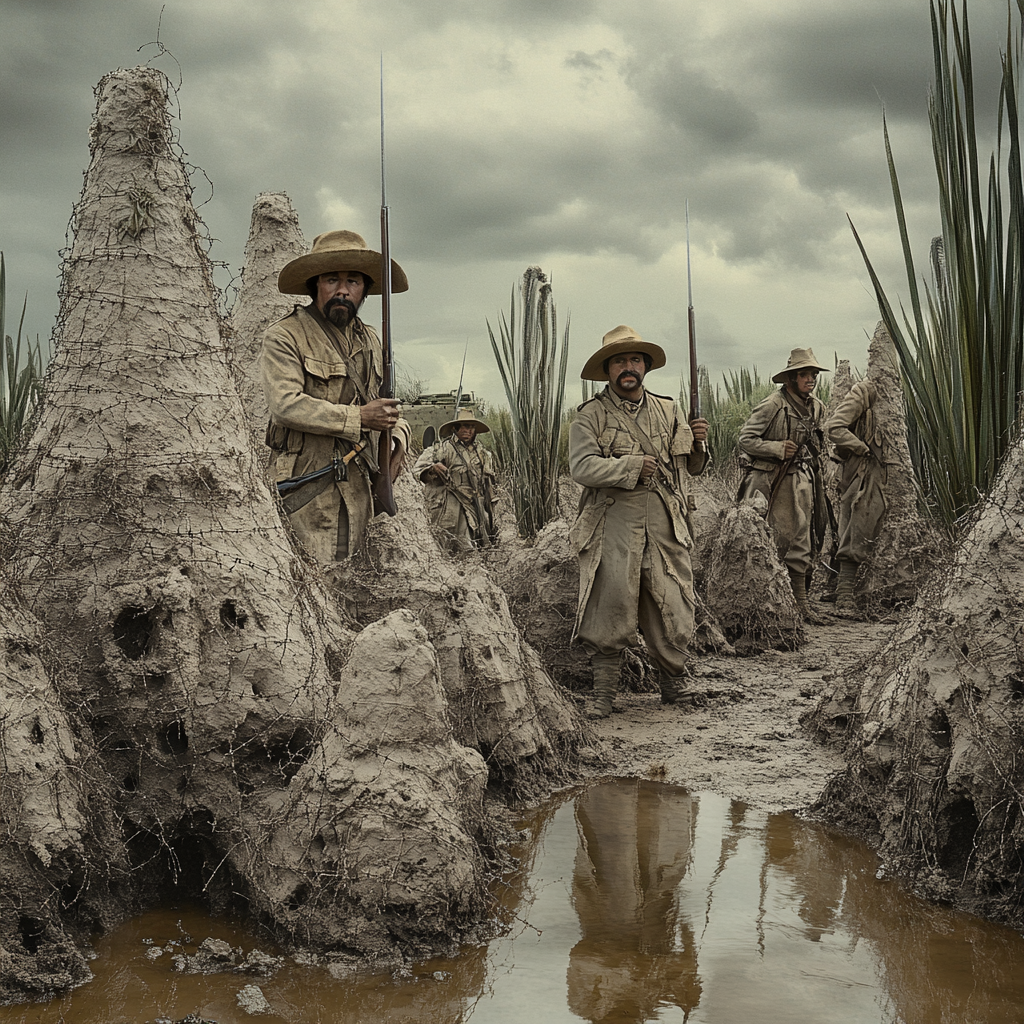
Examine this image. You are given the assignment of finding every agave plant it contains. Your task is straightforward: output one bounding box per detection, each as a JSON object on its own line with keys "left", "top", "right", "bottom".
{"left": 486, "top": 267, "right": 570, "bottom": 539}
{"left": 850, "top": 0, "right": 1024, "bottom": 529}
{"left": 0, "top": 252, "right": 47, "bottom": 475}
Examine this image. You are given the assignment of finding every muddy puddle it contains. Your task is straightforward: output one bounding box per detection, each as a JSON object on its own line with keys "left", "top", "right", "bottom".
{"left": 5, "top": 778, "right": 1024, "bottom": 1024}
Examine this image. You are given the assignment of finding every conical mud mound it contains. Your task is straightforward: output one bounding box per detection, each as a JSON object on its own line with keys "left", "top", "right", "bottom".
{"left": 0, "top": 66, "right": 501, "bottom": 991}
{"left": 807, "top": 427, "right": 1024, "bottom": 926}
{"left": 338, "top": 476, "right": 584, "bottom": 799}
{"left": 229, "top": 192, "right": 307, "bottom": 440}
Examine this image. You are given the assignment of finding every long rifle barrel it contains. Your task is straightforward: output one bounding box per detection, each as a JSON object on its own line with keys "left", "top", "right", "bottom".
{"left": 374, "top": 58, "right": 397, "bottom": 517}
{"left": 685, "top": 200, "right": 702, "bottom": 424}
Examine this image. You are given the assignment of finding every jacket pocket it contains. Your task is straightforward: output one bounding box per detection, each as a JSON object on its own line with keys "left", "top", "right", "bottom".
{"left": 570, "top": 498, "right": 609, "bottom": 555}
{"left": 302, "top": 355, "right": 348, "bottom": 402}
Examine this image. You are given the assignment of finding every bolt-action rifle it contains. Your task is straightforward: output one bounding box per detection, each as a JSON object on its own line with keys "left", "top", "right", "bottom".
{"left": 373, "top": 61, "right": 398, "bottom": 517}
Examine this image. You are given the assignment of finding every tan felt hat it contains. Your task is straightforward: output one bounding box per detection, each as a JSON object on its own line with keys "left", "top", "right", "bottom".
{"left": 439, "top": 407, "right": 490, "bottom": 439}
{"left": 580, "top": 324, "right": 666, "bottom": 382}
{"left": 277, "top": 229, "right": 409, "bottom": 296}
{"left": 771, "top": 347, "right": 829, "bottom": 383}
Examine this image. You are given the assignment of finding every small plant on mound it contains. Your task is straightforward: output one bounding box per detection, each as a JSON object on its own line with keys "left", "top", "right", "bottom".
{"left": 0, "top": 253, "right": 47, "bottom": 475}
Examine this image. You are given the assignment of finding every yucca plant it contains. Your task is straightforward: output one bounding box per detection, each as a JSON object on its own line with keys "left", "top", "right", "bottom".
{"left": 0, "top": 252, "right": 46, "bottom": 475}
{"left": 486, "top": 267, "right": 570, "bottom": 539}
{"left": 850, "top": 0, "right": 1024, "bottom": 529}
{"left": 683, "top": 365, "right": 777, "bottom": 477}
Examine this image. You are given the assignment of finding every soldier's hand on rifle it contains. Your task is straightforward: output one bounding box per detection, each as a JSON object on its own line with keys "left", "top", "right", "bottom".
{"left": 640, "top": 455, "right": 659, "bottom": 480}
{"left": 361, "top": 397, "right": 401, "bottom": 431}
{"left": 690, "top": 417, "right": 709, "bottom": 444}
{"left": 431, "top": 462, "right": 450, "bottom": 481}
{"left": 783, "top": 439, "right": 799, "bottom": 459}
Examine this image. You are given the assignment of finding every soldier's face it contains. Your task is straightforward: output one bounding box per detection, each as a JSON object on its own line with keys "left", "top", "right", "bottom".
{"left": 791, "top": 369, "right": 818, "bottom": 397}
{"left": 608, "top": 352, "right": 647, "bottom": 397}
{"left": 317, "top": 270, "right": 367, "bottom": 328}
{"left": 456, "top": 425, "right": 476, "bottom": 443}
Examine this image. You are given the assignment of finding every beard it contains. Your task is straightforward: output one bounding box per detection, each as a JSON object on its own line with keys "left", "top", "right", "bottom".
{"left": 324, "top": 297, "right": 358, "bottom": 329}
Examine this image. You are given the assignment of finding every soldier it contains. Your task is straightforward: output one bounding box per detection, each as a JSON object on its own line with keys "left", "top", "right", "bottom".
{"left": 825, "top": 331, "right": 899, "bottom": 617}
{"left": 261, "top": 230, "right": 411, "bottom": 561}
{"left": 569, "top": 325, "right": 709, "bottom": 719}
{"left": 737, "top": 348, "right": 830, "bottom": 623}
{"left": 412, "top": 408, "right": 497, "bottom": 553}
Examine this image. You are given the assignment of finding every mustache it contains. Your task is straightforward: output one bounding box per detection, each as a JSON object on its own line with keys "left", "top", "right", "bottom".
{"left": 325, "top": 297, "right": 357, "bottom": 315}
{"left": 615, "top": 370, "right": 641, "bottom": 385}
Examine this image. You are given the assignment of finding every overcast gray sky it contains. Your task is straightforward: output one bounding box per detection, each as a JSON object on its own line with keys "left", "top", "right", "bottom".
{"left": 0, "top": 0, "right": 1013, "bottom": 408}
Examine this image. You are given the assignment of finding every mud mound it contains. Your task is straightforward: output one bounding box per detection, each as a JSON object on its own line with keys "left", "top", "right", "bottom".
{"left": 0, "top": 66, "right": 517, "bottom": 994}
{"left": 702, "top": 501, "right": 803, "bottom": 653}
{"left": 336, "top": 476, "right": 585, "bottom": 800}
{"left": 807, "top": 426, "right": 1024, "bottom": 927}
{"left": 228, "top": 192, "right": 307, "bottom": 442}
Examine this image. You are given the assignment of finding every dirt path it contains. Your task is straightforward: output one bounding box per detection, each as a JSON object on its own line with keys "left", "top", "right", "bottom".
{"left": 577, "top": 617, "right": 894, "bottom": 812}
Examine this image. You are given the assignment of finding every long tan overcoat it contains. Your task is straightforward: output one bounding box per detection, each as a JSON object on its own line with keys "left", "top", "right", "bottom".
{"left": 737, "top": 387, "right": 826, "bottom": 575}
{"left": 261, "top": 303, "right": 410, "bottom": 561}
{"left": 569, "top": 387, "right": 707, "bottom": 677}
{"left": 412, "top": 437, "right": 496, "bottom": 552}
{"left": 826, "top": 380, "right": 888, "bottom": 564}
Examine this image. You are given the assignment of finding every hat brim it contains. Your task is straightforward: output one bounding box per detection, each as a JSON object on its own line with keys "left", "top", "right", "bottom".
{"left": 580, "top": 340, "right": 667, "bottom": 382}
{"left": 439, "top": 418, "right": 490, "bottom": 438}
{"left": 278, "top": 249, "right": 409, "bottom": 296}
{"left": 771, "top": 360, "right": 829, "bottom": 384}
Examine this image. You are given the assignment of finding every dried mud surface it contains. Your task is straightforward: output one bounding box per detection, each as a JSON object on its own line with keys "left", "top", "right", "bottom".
{"left": 575, "top": 616, "right": 896, "bottom": 812}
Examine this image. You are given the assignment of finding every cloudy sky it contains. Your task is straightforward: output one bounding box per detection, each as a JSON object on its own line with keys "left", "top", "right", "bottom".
{"left": 0, "top": 0, "right": 1013, "bottom": 409}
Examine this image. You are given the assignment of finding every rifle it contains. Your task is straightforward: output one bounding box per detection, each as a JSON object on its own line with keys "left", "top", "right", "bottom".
{"left": 373, "top": 61, "right": 398, "bottom": 517}
{"left": 685, "top": 201, "right": 704, "bottom": 453}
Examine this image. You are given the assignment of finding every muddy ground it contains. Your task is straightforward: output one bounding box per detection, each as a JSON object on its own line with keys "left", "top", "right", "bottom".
{"left": 574, "top": 616, "right": 892, "bottom": 813}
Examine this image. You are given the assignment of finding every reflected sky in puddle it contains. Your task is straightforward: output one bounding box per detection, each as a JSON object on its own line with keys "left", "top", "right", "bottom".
{"left": 5, "top": 778, "right": 1024, "bottom": 1023}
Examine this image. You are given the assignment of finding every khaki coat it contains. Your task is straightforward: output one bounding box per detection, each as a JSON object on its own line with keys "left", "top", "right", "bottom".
{"left": 412, "top": 437, "right": 496, "bottom": 553}
{"left": 569, "top": 387, "right": 707, "bottom": 676}
{"left": 261, "top": 304, "right": 410, "bottom": 561}
{"left": 826, "top": 380, "right": 888, "bottom": 564}
{"left": 737, "top": 387, "right": 827, "bottom": 575}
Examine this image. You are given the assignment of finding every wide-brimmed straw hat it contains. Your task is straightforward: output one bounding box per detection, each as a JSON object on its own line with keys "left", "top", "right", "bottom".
{"left": 580, "top": 325, "right": 666, "bottom": 382}
{"left": 277, "top": 229, "right": 409, "bottom": 296}
{"left": 439, "top": 407, "right": 490, "bottom": 439}
{"left": 771, "top": 347, "right": 829, "bottom": 384}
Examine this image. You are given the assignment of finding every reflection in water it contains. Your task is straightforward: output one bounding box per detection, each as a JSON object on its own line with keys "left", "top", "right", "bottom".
{"left": 569, "top": 781, "right": 700, "bottom": 1021}
{"left": 4, "top": 780, "right": 1024, "bottom": 1023}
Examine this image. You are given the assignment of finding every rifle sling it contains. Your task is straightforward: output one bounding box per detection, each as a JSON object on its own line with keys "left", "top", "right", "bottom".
{"left": 307, "top": 308, "right": 381, "bottom": 476}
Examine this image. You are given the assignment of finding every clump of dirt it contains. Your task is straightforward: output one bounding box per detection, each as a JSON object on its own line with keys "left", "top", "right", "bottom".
{"left": 700, "top": 498, "right": 803, "bottom": 653}
{"left": 805, "top": 425, "right": 1024, "bottom": 928}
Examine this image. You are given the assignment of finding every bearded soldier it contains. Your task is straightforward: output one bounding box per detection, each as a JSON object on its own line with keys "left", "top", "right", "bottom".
{"left": 261, "top": 230, "right": 411, "bottom": 561}
{"left": 825, "top": 331, "right": 900, "bottom": 617}
{"left": 412, "top": 408, "right": 497, "bottom": 553}
{"left": 569, "top": 325, "right": 709, "bottom": 719}
{"left": 737, "top": 348, "right": 830, "bottom": 623}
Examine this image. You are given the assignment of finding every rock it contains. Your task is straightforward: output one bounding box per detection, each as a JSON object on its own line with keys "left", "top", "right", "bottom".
{"left": 236, "top": 984, "right": 272, "bottom": 1015}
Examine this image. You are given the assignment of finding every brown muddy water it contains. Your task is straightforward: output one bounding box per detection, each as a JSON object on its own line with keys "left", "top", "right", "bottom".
{"left": 5, "top": 778, "right": 1024, "bottom": 1024}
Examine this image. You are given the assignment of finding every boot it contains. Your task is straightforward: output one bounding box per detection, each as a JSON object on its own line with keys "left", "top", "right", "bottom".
{"left": 660, "top": 672, "right": 688, "bottom": 705}
{"left": 588, "top": 653, "right": 620, "bottom": 719}
{"left": 789, "top": 567, "right": 829, "bottom": 625}
{"left": 834, "top": 559, "right": 861, "bottom": 618}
